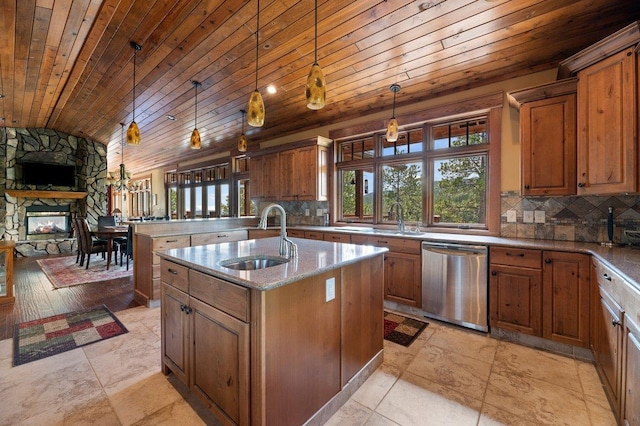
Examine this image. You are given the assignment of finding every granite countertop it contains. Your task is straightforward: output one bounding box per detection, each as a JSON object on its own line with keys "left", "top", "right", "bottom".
{"left": 289, "top": 225, "right": 640, "bottom": 289}
{"left": 157, "top": 237, "right": 388, "bottom": 291}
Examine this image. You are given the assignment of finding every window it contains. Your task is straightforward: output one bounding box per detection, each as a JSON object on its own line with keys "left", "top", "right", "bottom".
{"left": 335, "top": 111, "right": 499, "bottom": 233}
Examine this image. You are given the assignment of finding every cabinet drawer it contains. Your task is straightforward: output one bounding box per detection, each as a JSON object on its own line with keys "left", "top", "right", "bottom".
{"left": 248, "top": 229, "right": 280, "bottom": 239}
{"left": 305, "top": 231, "right": 324, "bottom": 240}
{"left": 351, "top": 234, "right": 421, "bottom": 254}
{"left": 160, "top": 260, "right": 189, "bottom": 292}
{"left": 323, "top": 232, "right": 351, "bottom": 243}
{"left": 189, "top": 270, "right": 249, "bottom": 322}
{"left": 287, "top": 229, "right": 305, "bottom": 238}
{"left": 190, "top": 230, "right": 248, "bottom": 246}
{"left": 153, "top": 235, "right": 191, "bottom": 251}
{"left": 490, "top": 247, "right": 541, "bottom": 269}
{"left": 592, "top": 257, "right": 627, "bottom": 298}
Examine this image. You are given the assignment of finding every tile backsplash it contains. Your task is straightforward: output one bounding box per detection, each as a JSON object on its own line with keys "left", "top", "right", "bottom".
{"left": 501, "top": 191, "right": 640, "bottom": 244}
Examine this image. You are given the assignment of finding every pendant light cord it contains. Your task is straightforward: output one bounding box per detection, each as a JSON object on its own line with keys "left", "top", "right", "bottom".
{"left": 392, "top": 89, "right": 396, "bottom": 117}
{"left": 194, "top": 84, "right": 198, "bottom": 128}
{"left": 132, "top": 48, "right": 136, "bottom": 121}
{"left": 314, "top": 0, "right": 318, "bottom": 64}
{"left": 255, "top": 0, "right": 260, "bottom": 91}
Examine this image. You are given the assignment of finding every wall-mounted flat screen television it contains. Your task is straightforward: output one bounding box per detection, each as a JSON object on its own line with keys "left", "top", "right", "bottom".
{"left": 22, "top": 162, "right": 76, "bottom": 187}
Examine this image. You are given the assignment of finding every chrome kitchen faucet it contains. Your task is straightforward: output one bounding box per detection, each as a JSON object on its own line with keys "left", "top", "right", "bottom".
{"left": 258, "top": 203, "right": 297, "bottom": 259}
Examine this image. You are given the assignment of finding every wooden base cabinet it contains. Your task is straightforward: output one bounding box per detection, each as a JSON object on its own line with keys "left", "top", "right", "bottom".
{"left": 623, "top": 315, "right": 640, "bottom": 425}
{"left": 490, "top": 248, "right": 590, "bottom": 347}
{"left": 542, "top": 251, "right": 590, "bottom": 348}
{"left": 161, "top": 260, "right": 250, "bottom": 425}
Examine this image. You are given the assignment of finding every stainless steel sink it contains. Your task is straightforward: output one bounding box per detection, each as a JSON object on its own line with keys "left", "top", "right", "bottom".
{"left": 220, "top": 255, "right": 289, "bottom": 270}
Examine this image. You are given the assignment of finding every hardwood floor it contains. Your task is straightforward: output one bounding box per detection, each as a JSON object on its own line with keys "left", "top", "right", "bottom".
{"left": 0, "top": 255, "right": 140, "bottom": 341}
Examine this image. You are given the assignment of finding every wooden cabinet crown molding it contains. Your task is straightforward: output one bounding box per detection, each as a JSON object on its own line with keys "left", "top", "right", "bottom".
{"left": 557, "top": 21, "right": 640, "bottom": 78}
{"left": 5, "top": 190, "right": 88, "bottom": 199}
{"left": 249, "top": 135, "right": 332, "bottom": 159}
{"left": 507, "top": 78, "right": 577, "bottom": 110}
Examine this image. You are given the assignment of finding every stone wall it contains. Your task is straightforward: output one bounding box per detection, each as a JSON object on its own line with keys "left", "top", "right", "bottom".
{"left": 1, "top": 127, "right": 108, "bottom": 256}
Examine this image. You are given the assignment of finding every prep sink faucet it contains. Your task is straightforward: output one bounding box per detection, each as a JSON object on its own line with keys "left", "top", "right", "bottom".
{"left": 391, "top": 201, "right": 405, "bottom": 232}
{"left": 258, "top": 203, "right": 298, "bottom": 259}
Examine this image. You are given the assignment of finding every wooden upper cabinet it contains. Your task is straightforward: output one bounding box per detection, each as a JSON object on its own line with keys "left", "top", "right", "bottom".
{"left": 251, "top": 137, "right": 331, "bottom": 202}
{"left": 576, "top": 47, "right": 637, "bottom": 195}
{"left": 509, "top": 79, "right": 577, "bottom": 196}
{"left": 521, "top": 93, "right": 577, "bottom": 196}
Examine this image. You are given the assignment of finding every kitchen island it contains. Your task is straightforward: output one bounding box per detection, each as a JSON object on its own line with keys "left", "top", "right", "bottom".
{"left": 157, "top": 237, "right": 387, "bottom": 426}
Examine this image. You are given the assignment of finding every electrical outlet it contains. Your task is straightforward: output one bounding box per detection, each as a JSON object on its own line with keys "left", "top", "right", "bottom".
{"left": 523, "top": 210, "right": 534, "bottom": 223}
{"left": 305, "top": 209, "right": 310, "bottom": 216}
{"left": 316, "top": 209, "right": 323, "bottom": 216}
{"left": 326, "top": 277, "right": 335, "bottom": 302}
{"left": 506, "top": 209, "right": 517, "bottom": 223}
{"left": 534, "top": 210, "right": 545, "bottom": 223}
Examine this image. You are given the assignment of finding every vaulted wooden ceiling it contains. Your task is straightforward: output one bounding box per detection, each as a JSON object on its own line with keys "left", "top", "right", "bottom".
{"left": 1, "top": 0, "right": 639, "bottom": 175}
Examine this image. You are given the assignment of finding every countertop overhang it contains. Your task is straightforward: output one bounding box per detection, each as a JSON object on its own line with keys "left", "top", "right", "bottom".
{"left": 157, "top": 237, "right": 388, "bottom": 291}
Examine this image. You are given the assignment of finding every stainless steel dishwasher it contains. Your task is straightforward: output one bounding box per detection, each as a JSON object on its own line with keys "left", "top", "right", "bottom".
{"left": 421, "top": 242, "right": 488, "bottom": 332}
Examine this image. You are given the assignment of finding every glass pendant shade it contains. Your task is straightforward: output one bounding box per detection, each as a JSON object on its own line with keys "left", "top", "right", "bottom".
{"left": 386, "top": 117, "right": 399, "bottom": 142}
{"left": 238, "top": 133, "right": 248, "bottom": 152}
{"left": 306, "top": 63, "right": 326, "bottom": 110}
{"left": 190, "top": 128, "right": 201, "bottom": 149}
{"left": 247, "top": 90, "right": 265, "bottom": 127}
{"left": 127, "top": 121, "right": 140, "bottom": 145}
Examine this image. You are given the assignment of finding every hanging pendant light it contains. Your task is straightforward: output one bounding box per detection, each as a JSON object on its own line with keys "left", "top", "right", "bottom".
{"left": 305, "top": 0, "right": 326, "bottom": 110}
{"left": 247, "top": 0, "right": 265, "bottom": 127}
{"left": 127, "top": 41, "right": 143, "bottom": 145}
{"left": 190, "top": 80, "right": 202, "bottom": 149}
{"left": 238, "top": 109, "right": 248, "bottom": 152}
{"left": 386, "top": 83, "right": 401, "bottom": 142}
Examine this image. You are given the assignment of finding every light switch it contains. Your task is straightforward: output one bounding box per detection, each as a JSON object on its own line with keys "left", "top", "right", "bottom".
{"left": 534, "top": 210, "right": 545, "bottom": 223}
{"left": 316, "top": 209, "right": 323, "bottom": 216}
{"left": 506, "top": 210, "right": 517, "bottom": 223}
{"left": 523, "top": 210, "right": 534, "bottom": 223}
{"left": 326, "top": 277, "right": 335, "bottom": 302}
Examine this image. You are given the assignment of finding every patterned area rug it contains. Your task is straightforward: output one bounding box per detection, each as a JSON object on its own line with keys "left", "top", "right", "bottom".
{"left": 384, "top": 311, "right": 428, "bottom": 347}
{"left": 13, "top": 305, "right": 128, "bottom": 366}
{"left": 37, "top": 255, "right": 132, "bottom": 289}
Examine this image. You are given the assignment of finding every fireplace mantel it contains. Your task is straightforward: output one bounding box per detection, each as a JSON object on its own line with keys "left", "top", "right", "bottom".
{"left": 5, "top": 190, "right": 88, "bottom": 199}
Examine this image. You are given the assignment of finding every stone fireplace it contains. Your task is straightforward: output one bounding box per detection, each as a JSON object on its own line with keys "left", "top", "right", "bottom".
{"left": 1, "top": 127, "right": 108, "bottom": 257}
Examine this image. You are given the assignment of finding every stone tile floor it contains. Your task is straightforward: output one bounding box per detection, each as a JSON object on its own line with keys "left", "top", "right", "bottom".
{"left": 0, "top": 306, "right": 615, "bottom": 425}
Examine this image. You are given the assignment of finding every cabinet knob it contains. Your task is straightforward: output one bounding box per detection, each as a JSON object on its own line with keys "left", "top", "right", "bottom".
{"left": 544, "top": 258, "right": 552, "bottom": 264}
{"left": 491, "top": 271, "right": 497, "bottom": 276}
{"left": 168, "top": 268, "right": 178, "bottom": 275}
{"left": 524, "top": 184, "right": 530, "bottom": 190}
{"left": 612, "top": 318, "right": 621, "bottom": 327}
{"left": 578, "top": 182, "right": 585, "bottom": 188}
{"left": 603, "top": 273, "right": 612, "bottom": 282}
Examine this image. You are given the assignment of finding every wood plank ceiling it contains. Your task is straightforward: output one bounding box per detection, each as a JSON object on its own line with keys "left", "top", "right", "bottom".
{"left": 1, "top": 0, "right": 639, "bottom": 175}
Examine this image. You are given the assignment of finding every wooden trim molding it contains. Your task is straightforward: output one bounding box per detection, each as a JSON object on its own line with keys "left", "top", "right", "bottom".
{"left": 507, "top": 78, "right": 578, "bottom": 110}
{"left": 5, "top": 190, "right": 88, "bottom": 199}
{"left": 329, "top": 92, "right": 504, "bottom": 140}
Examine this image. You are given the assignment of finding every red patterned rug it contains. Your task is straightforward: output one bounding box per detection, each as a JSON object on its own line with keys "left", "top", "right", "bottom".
{"left": 37, "top": 255, "right": 132, "bottom": 289}
{"left": 384, "top": 311, "right": 428, "bottom": 347}
{"left": 13, "top": 305, "right": 128, "bottom": 366}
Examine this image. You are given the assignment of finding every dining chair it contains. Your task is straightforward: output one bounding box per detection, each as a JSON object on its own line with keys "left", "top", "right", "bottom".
{"left": 97, "top": 215, "right": 119, "bottom": 262}
{"left": 114, "top": 225, "right": 133, "bottom": 271}
{"left": 74, "top": 217, "right": 107, "bottom": 269}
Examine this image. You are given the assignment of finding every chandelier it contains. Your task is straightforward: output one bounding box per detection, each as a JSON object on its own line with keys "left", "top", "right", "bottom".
{"left": 107, "top": 123, "right": 140, "bottom": 191}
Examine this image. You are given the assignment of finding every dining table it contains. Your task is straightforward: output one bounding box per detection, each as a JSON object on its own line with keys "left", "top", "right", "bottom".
{"left": 93, "top": 225, "right": 128, "bottom": 270}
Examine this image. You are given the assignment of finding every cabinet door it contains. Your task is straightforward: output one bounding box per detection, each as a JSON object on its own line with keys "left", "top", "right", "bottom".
{"left": 521, "top": 94, "right": 576, "bottom": 196}
{"left": 384, "top": 252, "right": 421, "bottom": 308}
{"left": 279, "top": 150, "right": 297, "bottom": 200}
{"left": 189, "top": 297, "right": 250, "bottom": 426}
{"left": 542, "top": 251, "right": 590, "bottom": 347}
{"left": 262, "top": 153, "right": 280, "bottom": 200}
{"left": 295, "top": 145, "right": 319, "bottom": 200}
{"left": 592, "top": 285, "right": 623, "bottom": 417}
{"left": 249, "top": 156, "right": 263, "bottom": 199}
{"left": 161, "top": 283, "right": 190, "bottom": 385}
{"left": 489, "top": 264, "right": 542, "bottom": 336}
{"left": 577, "top": 47, "right": 637, "bottom": 194}
{"left": 623, "top": 316, "right": 640, "bottom": 425}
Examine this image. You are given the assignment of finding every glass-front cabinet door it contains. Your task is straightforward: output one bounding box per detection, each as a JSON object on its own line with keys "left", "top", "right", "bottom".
{"left": 0, "top": 241, "right": 15, "bottom": 304}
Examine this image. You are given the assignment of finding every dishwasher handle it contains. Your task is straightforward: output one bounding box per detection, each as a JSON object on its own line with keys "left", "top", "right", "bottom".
{"left": 422, "top": 242, "right": 487, "bottom": 255}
